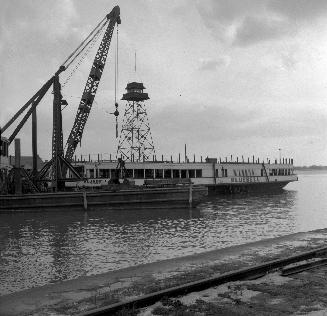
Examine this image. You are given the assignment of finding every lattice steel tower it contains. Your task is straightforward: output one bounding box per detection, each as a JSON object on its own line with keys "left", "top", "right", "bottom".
{"left": 117, "top": 82, "right": 155, "bottom": 161}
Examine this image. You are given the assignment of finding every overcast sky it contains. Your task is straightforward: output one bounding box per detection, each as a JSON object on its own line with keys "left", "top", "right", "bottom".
{"left": 1, "top": 0, "right": 327, "bottom": 166}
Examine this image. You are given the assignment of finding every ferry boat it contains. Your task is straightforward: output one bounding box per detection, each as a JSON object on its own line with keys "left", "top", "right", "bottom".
{"left": 67, "top": 156, "right": 298, "bottom": 194}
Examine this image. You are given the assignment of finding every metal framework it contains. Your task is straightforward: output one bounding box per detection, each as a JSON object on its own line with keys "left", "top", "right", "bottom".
{"left": 65, "top": 7, "right": 121, "bottom": 163}
{"left": 117, "top": 89, "right": 156, "bottom": 161}
{"left": 0, "top": 6, "right": 121, "bottom": 192}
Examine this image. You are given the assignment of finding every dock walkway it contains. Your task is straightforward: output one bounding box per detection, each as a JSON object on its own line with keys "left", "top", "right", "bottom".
{"left": 1, "top": 228, "right": 327, "bottom": 315}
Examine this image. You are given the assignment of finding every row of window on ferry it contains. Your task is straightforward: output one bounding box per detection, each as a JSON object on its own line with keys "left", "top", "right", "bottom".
{"left": 88, "top": 169, "right": 204, "bottom": 179}
{"left": 217, "top": 168, "right": 294, "bottom": 178}
{"left": 269, "top": 168, "right": 294, "bottom": 176}
{"left": 84, "top": 167, "right": 294, "bottom": 179}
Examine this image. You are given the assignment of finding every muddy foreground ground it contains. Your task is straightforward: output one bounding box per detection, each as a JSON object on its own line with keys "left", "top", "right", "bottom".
{"left": 1, "top": 228, "right": 327, "bottom": 315}
{"left": 140, "top": 263, "right": 327, "bottom": 315}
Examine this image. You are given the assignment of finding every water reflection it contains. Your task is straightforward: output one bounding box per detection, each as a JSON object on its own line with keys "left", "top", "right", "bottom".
{"left": 2, "top": 172, "right": 327, "bottom": 295}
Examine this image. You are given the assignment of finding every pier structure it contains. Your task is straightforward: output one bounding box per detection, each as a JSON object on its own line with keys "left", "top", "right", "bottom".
{"left": 0, "top": 7, "right": 121, "bottom": 192}
{"left": 117, "top": 82, "right": 155, "bottom": 161}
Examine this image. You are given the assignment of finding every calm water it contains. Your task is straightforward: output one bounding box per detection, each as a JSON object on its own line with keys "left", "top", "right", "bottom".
{"left": 1, "top": 171, "right": 327, "bottom": 295}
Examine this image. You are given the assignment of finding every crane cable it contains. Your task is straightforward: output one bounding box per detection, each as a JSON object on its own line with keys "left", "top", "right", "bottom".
{"left": 114, "top": 24, "right": 119, "bottom": 138}
{"left": 115, "top": 25, "right": 119, "bottom": 104}
{"left": 61, "top": 21, "right": 107, "bottom": 89}
{"left": 62, "top": 16, "right": 107, "bottom": 69}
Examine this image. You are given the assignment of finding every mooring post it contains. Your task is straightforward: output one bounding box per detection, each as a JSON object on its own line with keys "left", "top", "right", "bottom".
{"left": 32, "top": 108, "right": 38, "bottom": 178}
{"left": 189, "top": 181, "right": 193, "bottom": 207}
{"left": 83, "top": 191, "right": 88, "bottom": 211}
{"left": 14, "top": 138, "right": 22, "bottom": 194}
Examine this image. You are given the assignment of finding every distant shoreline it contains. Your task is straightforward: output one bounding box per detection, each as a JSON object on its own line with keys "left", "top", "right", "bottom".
{"left": 295, "top": 166, "right": 327, "bottom": 171}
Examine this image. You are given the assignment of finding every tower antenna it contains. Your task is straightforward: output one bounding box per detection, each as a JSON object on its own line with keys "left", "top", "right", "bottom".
{"left": 134, "top": 50, "right": 136, "bottom": 73}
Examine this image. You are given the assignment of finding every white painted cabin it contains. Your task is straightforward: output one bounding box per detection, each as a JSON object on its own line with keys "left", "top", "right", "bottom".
{"left": 67, "top": 158, "right": 297, "bottom": 193}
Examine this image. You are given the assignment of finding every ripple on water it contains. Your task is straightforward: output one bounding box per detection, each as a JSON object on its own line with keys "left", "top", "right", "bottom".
{"left": 1, "top": 171, "right": 327, "bottom": 294}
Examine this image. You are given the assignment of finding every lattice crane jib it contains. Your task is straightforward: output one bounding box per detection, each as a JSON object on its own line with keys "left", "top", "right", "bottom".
{"left": 65, "top": 7, "right": 121, "bottom": 163}
{"left": 1, "top": 6, "right": 121, "bottom": 192}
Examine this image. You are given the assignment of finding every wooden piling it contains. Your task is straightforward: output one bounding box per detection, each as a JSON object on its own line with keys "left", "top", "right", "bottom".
{"left": 184, "top": 144, "right": 187, "bottom": 162}
{"left": 189, "top": 181, "right": 193, "bottom": 207}
{"left": 14, "top": 138, "right": 22, "bottom": 195}
{"left": 83, "top": 191, "right": 88, "bottom": 211}
{"left": 32, "top": 109, "right": 37, "bottom": 177}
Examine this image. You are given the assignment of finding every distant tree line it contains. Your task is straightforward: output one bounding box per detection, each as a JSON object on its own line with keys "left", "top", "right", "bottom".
{"left": 295, "top": 165, "right": 327, "bottom": 170}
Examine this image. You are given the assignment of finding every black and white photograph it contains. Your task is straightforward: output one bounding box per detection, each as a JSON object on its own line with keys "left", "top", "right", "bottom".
{"left": 1, "top": 0, "right": 327, "bottom": 315}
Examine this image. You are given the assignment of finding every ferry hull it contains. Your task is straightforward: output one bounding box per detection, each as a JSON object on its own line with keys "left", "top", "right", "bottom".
{"left": 0, "top": 186, "right": 208, "bottom": 212}
{"left": 208, "top": 180, "right": 291, "bottom": 194}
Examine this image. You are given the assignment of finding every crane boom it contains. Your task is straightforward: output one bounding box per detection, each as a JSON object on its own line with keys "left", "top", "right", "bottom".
{"left": 65, "top": 6, "right": 121, "bottom": 162}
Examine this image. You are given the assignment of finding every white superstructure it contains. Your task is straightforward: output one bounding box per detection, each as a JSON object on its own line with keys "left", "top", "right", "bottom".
{"left": 67, "top": 157, "right": 297, "bottom": 192}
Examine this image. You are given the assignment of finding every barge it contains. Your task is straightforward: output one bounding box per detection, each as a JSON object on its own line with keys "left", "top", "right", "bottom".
{"left": 0, "top": 185, "right": 208, "bottom": 212}
{"left": 1, "top": 137, "right": 208, "bottom": 211}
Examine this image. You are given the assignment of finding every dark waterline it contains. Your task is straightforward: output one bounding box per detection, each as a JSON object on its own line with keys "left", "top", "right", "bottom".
{"left": 1, "top": 170, "right": 327, "bottom": 295}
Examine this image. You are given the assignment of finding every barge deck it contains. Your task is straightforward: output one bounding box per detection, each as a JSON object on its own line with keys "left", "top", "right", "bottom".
{"left": 0, "top": 185, "right": 208, "bottom": 212}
